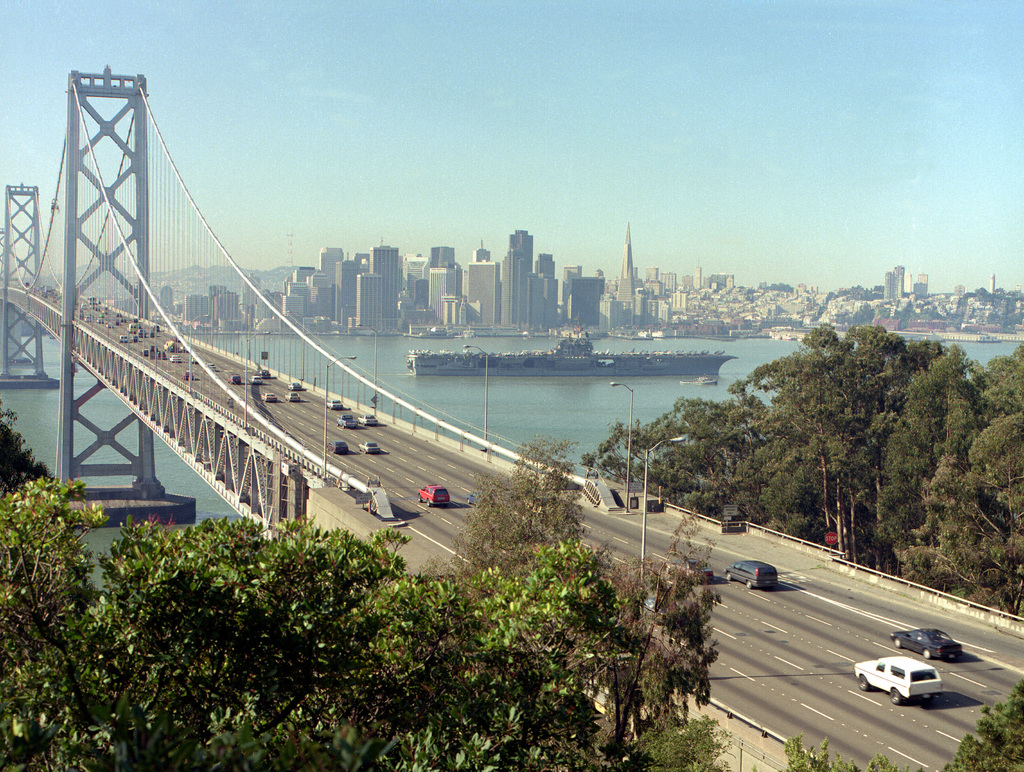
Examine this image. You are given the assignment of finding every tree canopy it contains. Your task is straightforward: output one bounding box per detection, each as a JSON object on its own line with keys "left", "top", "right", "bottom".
{"left": 586, "top": 325, "right": 1024, "bottom": 614}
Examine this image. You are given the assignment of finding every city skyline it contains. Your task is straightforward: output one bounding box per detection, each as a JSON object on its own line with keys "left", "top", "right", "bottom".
{"left": 1, "top": 2, "right": 1022, "bottom": 295}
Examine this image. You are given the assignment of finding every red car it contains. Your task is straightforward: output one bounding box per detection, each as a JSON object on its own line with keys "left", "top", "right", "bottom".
{"left": 417, "top": 485, "right": 450, "bottom": 507}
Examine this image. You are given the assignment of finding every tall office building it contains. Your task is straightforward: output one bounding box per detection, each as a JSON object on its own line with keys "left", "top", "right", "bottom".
{"left": 430, "top": 246, "right": 455, "bottom": 269}
{"left": 535, "top": 252, "right": 554, "bottom": 279}
{"left": 319, "top": 247, "right": 344, "bottom": 277}
{"left": 615, "top": 224, "right": 636, "bottom": 303}
{"left": 428, "top": 266, "right": 459, "bottom": 319}
{"left": 467, "top": 260, "right": 500, "bottom": 325}
{"left": 913, "top": 273, "right": 929, "bottom": 297}
{"left": 564, "top": 276, "right": 604, "bottom": 327}
{"left": 501, "top": 230, "right": 533, "bottom": 328}
{"left": 335, "top": 259, "right": 360, "bottom": 325}
{"left": 472, "top": 241, "right": 490, "bottom": 263}
{"left": 694, "top": 265, "right": 703, "bottom": 291}
{"left": 159, "top": 285, "right": 174, "bottom": 314}
{"left": 884, "top": 266, "right": 905, "bottom": 301}
{"left": 355, "top": 273, "right": 383, "bottom": 329}
{"left": 370, "top": 245, "right": 402, "bottom": 329}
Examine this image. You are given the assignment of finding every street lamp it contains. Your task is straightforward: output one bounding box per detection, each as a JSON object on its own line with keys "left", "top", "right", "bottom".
{"left": 323, "top": 355, "right": 357, "bottom": 479}
{"left": 641, "top": 436, "right": 685, "bottom": 568}
{"left": 464, "top": 345, "right": 490, "bottom": 453}
{"left": 610, "top": 382, "right": 634, "bottom": 512}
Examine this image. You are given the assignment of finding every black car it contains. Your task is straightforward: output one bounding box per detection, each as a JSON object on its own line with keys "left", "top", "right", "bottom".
{"left": 327, "top": 440, "right": 348, "bottom": 455}
{"left": 890, "top": 628, "right": 962, "bottom": 660}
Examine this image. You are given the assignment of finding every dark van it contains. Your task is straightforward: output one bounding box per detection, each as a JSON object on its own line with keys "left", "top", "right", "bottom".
{"left": 724, "top": 560, "right": 778, "bottom": 589}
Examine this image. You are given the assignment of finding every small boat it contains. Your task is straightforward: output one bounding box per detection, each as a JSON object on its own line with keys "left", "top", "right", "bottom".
{"left": 680, "top": 376, "right": 717, "bottom": 386}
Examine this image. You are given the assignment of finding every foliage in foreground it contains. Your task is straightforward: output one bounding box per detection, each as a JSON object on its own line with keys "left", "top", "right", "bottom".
{"left": 0, "top": 477, "right": 727, "bottom": 770}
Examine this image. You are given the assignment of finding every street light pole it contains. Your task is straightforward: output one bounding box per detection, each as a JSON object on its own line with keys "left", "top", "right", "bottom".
{"left": 641, "top": 436, "right": 685, "bottom": 568}
{"left": 610, "top": 382, "right": 634, "bottom": 511}
{"left": 464, "top": 345, "right": 490, "bottom": 455}
{"left": 372, "top": 329, "right": 378, "bottom": 415}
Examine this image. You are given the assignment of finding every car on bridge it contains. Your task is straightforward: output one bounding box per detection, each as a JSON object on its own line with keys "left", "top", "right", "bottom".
{"left": 890, "top": 629, "right": 962, "bottom": 661}
{"left": 357, "top": 415, "right": 379, "bottom": 426}
{"left": 327, "top": 440, "right": 349, "bottom": 454}
{"left": 418, "top": 485, "right": 450, "bottom": 506}
{"left": 337, "top": 414, "right": 358, "bottom": 429}
{"left": 287, "top": 391, "right": 301, "bottom": 402}
{"left": 327, "top": 399, "right": 344, "bottom": 410}
{"left": 288, "top": 381, "right": 304, "bottom": 391}
{"left": 249, "top": 376, "right": 263, "bottom": 385}
{"left": 258, "top": 369, "right": 271, "bottom": 378}
{"left": 855, "top": 656, "right": 942, "bottom": 705}
{"left": 170, "top": 354, "right": 183, "bottom": 363}
{"left": 359, "top": 441, "right": 382, "bottom": 454}
{"left": 264, "top": 393, "right": 278, "bottom": 403}
{"left": 230, "top": 374, "right": 242, "bottom": 385}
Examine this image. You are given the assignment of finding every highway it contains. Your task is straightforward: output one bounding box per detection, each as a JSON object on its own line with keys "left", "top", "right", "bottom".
{"left": 81, "top": 310, "right": 1023, "bottom": 771}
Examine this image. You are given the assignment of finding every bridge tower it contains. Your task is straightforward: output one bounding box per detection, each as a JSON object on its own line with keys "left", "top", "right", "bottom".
{"left": 0, "top": 185, "right": 58, "bottom": 389}
{"left": 55, "top": 68, "right": 164, "bottom": 500}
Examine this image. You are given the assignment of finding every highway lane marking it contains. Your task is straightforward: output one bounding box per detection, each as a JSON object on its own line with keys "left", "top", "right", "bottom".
{"left": 435, "top": 515, "right": 453, "bottom": 526}
{"left": 827, "top": 649, "right": 854, "bottom": 662}
{"left": 759, "top": 620, "right": 788, "bottom": 634}
{"left": 712, "top": 627, "right": 737, "bottom": 640}
{"left": 395, "top": 524, "right": 452, "bottom": 552}
{"left": 775, "top": 656, "right": 804, "bottom": 671}
{"left": 803, "top": 614, "right": 832, "bottom": 626}
{"left": 886, "top": 747, "right": 927, "bottom": 769}
{"left": 750, "top": 593, "right": 773, "bottom": 603}
{"left": 800, "top": 703, "right": 833, "bottom": 721}
{"left": 847, "top": 689, "right": 878, "bottom": 704}
{"left": 729, "top": 667, "right": 755, "bottom": 682}
{"left": 612, "top": 536, "right": 629, "bottom": 545}
{"left": 936, "top": 730, "right": 960, "bottom": 743}
{"left": 870, "top": 641, "right": 893, "bottom": 652}
{"left": 949, "top": 672, "right": 986, "bottom": 688}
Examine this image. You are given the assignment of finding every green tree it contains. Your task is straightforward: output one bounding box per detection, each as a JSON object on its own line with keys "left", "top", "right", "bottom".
{"left": 1, "top": 479, "right": 665, "bottom": 770}
{"left": 450, "top": 437, "right": 585, "bottom": 576}
{"left": 0, "top": 401, "right": 49, "bottom": 494}
{"left": 636, "top": 714, "right": 729, "bottom": 772}
{"left": 944, "top": 677, "right": 1024, "bottom": 772}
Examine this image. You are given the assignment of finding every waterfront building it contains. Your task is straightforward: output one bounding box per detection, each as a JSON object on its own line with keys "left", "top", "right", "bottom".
{"left": 428, "top": 266, "right": 459, "bottom": 320}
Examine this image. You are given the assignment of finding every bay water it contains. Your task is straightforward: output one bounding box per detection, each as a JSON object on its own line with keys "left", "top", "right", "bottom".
{"left": 4, "top": 333, "right": 1020, "bottom": 520}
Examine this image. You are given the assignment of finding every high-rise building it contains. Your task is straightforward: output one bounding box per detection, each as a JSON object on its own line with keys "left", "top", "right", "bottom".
{"left": 535, "top": 253, "right": 554, "bottom": 279}
{"left": 428, "top": 266, "right": 459, "bottom": 319}
{"left": 913, "top": 273, "right": 929, "bottom": 297}
{"left": 472, "top": 241, "right": 490, "bottom": 263}
{"left": 694, "top": 265, "right": 703, "bottom": 290}
{"left": 355, "top": 273, "right": 383, "bottom": 329}
{"left": 467, "top": 260, "right": 500, "bottom": 325}
{"left": 335, "top": 260, "right": 360, "bottom": 325}
{"left": 430, "top": 246, "right": 455, "bottom": 269}
{"left": 990, "top": 273, "right": 996, "bottom": 293}
{"left": 615, "top": 224, "right": 636, "bottom": 304}
{"left": 662, "top": 272, "right": 677, "bottom": 293}
{"left": 884, "top": 266, "right": 905, "bottom": 301}
{"left": 370, "top": 245, "right": 402, "bottom": 329}
{"left": 501, "top": 230, "right": 533, "bottom": 328}
{"left": 159, "top": 285, "right": 174, "bottom": 313}
{"left": 319, "top": 247, "right": 344, "bottom": 277}
{"left": 564, "top": 276, "right": 604, "bottom": 327}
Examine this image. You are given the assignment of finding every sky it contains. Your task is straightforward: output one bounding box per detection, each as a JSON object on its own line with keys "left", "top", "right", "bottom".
{"left": 1, "top": 0, "right": 1022, "bottom": 294}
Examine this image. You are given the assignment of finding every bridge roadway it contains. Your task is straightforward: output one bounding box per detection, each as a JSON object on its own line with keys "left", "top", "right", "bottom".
{"left": 28, "top": 300, "right": 1024, "bottom": 770}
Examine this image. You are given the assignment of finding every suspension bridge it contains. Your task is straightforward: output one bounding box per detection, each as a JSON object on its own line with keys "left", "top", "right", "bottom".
{"left": 1, "top": 68, "right": 619, "bottom": 536}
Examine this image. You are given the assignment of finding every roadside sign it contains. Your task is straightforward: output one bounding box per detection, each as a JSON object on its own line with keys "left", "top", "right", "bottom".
{"left": 627, "top": 482, "right": 643, "bottom": 492}
{"left": 261, "top": 351, "right": 268, "bottom": 360}
{"left": 825, "top": 531, "right": 839, "bottom": 545}
{"left": 722, "top": 504, "right": 739, "bottom": 520}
